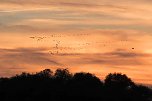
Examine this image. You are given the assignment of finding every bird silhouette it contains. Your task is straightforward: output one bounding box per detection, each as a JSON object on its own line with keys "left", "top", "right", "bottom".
{"left": 29, "top": 36, "right": 47, "bottom": 41}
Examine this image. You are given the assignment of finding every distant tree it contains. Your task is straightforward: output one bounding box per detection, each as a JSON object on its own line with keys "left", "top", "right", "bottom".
{"left": 0, "top": 78, "right": 7, "bottom": 81}
{"left": 72, "top": 72, "right": 102, "bottom": 86}
{"left": 12, "top": 72, "right": 31, "bottom": 80}
{"left": 104, "top": 73, "right": 136, "bottom": 101}
{"left": 35, "top": 69, "right": 53, "bottom": 78}
{"left": 66, "top": 72, "right": 103, "bottom": 98}
{"left": 104, "top": 73, "right": 135, "bottom": 89}
{"left": 0, "top": 69, "right": 151, "bottom": 101}
{"left": 54, "top": 68, "right": 72, "bottom": 81}
{"left": 131, "top": 85, "right": 152, "bottom": 101}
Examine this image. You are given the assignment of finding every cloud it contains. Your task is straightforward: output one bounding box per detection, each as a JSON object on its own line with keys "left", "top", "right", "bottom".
{"left": 0, "top": 0, "right": 151, "bottom": 5}
{"left": 1, "top": 0, "right": 152, "bottom": 34}
{"left": 0, "top": 48, "right": 62, "bottom": 65}
{"left": 0, "top": 0, "right": 152, "bottom": 84}
{"left": 0, "top": 48, "right": 64, "bottom": 76}
{"left": 1, "top": 47, "right": 150, "bottom": 68}
{"left": 61, "top": 52, "right": 151, "bottom": 66}
{"left": 105, "top": 49, "right": 151, "bottom": 58}
{"left": 0, "top": 47, "right": 152, "bottom": 84}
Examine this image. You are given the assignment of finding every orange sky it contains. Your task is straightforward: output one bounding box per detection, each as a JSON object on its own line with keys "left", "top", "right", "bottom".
{"left": 0, "top": 0, "right": 152, "bottom": 85}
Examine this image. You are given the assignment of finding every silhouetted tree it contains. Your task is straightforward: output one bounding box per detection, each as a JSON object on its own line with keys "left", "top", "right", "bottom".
{"left": 72, "top": 72, "right": 102, "bottom": 87}
{"left": 105, "top": 73, "right": 135, "bottom": 89}
{"left": 0, "top": 69, "right": 151, "bottom": 101}
{"left": 35, "top": 69, "right": 53, "bottom": 78}
{"left": 54, "top": 68, "right": 72, "bottom": 81}
{"left": 104, "top": 73, "right": 136, "bottom": 101}
{"left": 12, "top": 72, "right": 31, "bottom": 79}
{"left": 67, "top": 72, "right": 103, "bottom": 100}
{"left": 130, "top": 85, "right": 152, "bottom": 101}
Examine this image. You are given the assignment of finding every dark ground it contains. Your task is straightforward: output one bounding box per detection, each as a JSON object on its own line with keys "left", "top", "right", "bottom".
{"left": 0, "top": 69, "right": 152, "bottom": 101}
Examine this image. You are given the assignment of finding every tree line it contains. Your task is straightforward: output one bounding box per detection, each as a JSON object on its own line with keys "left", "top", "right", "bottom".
{"left": 0, "top": 68, "right": 151, "bottom": 101}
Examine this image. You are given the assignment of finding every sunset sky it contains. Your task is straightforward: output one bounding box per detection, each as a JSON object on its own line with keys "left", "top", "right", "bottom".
{"left": 0, "top": 0, "right": 152, "bottom": 85}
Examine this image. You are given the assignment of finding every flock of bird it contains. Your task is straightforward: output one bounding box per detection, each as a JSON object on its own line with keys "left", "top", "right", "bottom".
{"left": 29, "top": 33, "right": 89, "bottom": 41}
{"left": 29, "top": 34, "right": 135, "bottom": 55}
{"left": 29, "top": 36, "right": 47, "bottom": 41}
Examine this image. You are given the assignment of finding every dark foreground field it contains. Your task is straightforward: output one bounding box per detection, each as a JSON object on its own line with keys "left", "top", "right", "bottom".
{"left": 0, "top": 69, "right": 152, "bottom": 101}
